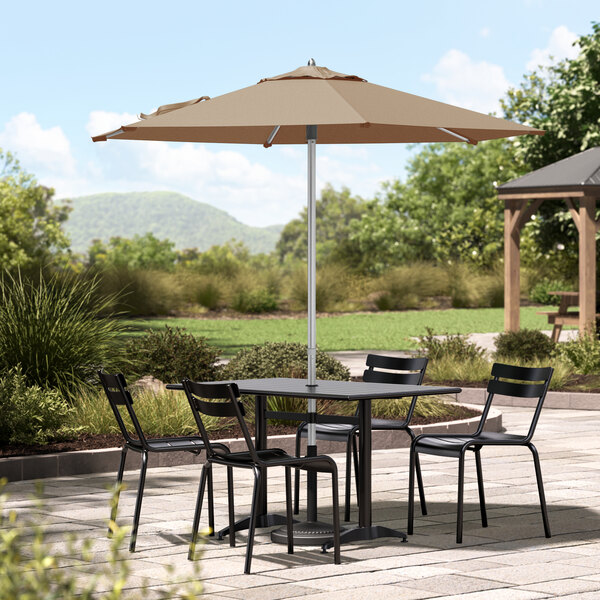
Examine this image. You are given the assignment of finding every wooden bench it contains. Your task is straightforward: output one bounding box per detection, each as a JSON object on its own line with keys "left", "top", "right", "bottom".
{"left": 536, "top": 291, "right": 599, "bottom": 342}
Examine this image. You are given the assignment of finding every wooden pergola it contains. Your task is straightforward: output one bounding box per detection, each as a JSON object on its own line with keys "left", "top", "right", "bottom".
{"left": 498, "top": 147, "right": 600, "bottom": 335}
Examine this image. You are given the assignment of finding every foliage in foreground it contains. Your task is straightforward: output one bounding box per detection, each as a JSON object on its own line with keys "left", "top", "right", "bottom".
{"left": 0, "top": 271, "right": 125, "bottom": 396}
{"left": 0, "top": 482, "right": 203, "bottom": 599}
{"left": 0, "top": 367, "right": 74, "bottom": 445}
{"left": 126, "top": 325, "right": 221, "bottom": 384}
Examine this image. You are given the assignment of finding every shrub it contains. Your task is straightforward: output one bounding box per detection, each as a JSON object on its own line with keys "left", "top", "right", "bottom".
{"left": 223, "top": 342, "right": 350, "bottom": 424}
{"left": 494, "top": 329, "right": 555, "bottom": 362}
{"left": 554, "top": 332, "right": 600, "bottom": 375}
{"left": 447, "top": 264, "right": 504, "bottom": 308}
{"left": 187, "top": 274, "right": 222, "bottom": 310}
{"left": 126, "top": 325, "right": 221, "bottom": 383}
{"left": 372, "top": 264, "right": 449, "bottom": 311}
{"left": 0, "top": 271, "right": 126, "bottom": 396}
{"left": 528, "top": 279, "right": 572, "bottom": 306}
{"left": 231, "top": 288, "right": 279, "bottom": 313}
{"left": 96, "top": 265, "right": 185, "bottom": 316}
{"left": 418, "top": 328, "right": 485, "bottom": 362}
{"left": 0, "top": 367, "right": 73, "bottom": 444}
{"left": 287, "top": 264, "right": 350, "bottom": 312}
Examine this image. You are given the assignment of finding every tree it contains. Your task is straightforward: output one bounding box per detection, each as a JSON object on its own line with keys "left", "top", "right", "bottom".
{"left": 502, "top": 22, "right": 600, "bottom": 271}
{"left": 350, "top": 139, "right": 524, "bottom": 273}
{"left": 0, "top": 150, "right": 70, "bottom": 269}
{"left": 276, "top": 185, "right": 366, "bottom": 265}
{"left": 87, "top": 233, "right": 177, "bottom": 271}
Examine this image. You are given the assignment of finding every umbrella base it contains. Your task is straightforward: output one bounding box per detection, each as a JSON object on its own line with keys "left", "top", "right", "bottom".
{"left": 270, "top": 520, "right": 343, "bottom": 546}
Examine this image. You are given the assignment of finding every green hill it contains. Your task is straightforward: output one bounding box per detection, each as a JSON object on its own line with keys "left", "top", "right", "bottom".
{"left": 63, "top": 191, "right": 283, "bottom": 254}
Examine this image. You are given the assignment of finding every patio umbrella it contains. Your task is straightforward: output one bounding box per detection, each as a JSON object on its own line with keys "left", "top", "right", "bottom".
{"left": 93, "top": 60, "right": 543, "bottom": 542}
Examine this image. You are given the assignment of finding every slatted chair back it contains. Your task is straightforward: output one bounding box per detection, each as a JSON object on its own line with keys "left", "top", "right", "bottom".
{"left": 362, "top": 355, "right": 429, "bottom": 420}
{"left": 476, "top": 363, "right": 553, "bottom": 440}
{"left": 98, "top": 371, "right": 148, "bottom": 449}
{"left": 183, "top": 380, "right": 258, "bottom": 462}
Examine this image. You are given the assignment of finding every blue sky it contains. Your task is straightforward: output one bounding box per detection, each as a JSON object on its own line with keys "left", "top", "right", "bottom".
{"left": 1, "top": 1, "right": 597, "bottom": 227}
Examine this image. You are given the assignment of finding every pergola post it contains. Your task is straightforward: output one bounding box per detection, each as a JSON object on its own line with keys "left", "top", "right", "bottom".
{"left": 578, "top": 196, "right": 597, "bottom": 334}
{"left": 504, "top": 198, "right": 521, "bottom": 331}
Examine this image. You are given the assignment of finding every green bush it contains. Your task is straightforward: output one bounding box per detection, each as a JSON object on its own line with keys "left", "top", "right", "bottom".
{"left": 448, "top": 265, "right": 504, "bottom": 308}
{"left": 372, "top": 264, "right": 449, "bottom": 311}
{"left": 186, "top": 274, "right": 222, "bottom": 310}
{"left": 418, "top": 327, "right": 485, "bottom": 362}
{"left": 287, "top": 264, "right": 350, "bottom": 312}
{"left": 528, "top": 279, "right": 572, "bottom": 306}
{"left": 554, "top": 332, "right": 600, "bottom": 375}
{"left": 0, "top": 271, "right": 125, "bottom": 396}
{"left": 96, "top": 265, "right": 185, "bottom": 316}
{"left": 231, "top": 288, "right": 279, "bottom": 313}
{"left": 223, "top": 342, "right": 350, "bottom": 424}
{"left": 126, "top": 326, "right": 221, "bottom": 383}
{"left": 494, "top": 329, "right": 555, "bottom": 362}
{"left": 0, "top": 367, "right": 73, "bottom": 444}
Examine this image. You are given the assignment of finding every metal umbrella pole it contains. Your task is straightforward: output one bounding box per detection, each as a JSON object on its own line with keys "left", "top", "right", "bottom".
{"left": 271, "top": 123, "right": 339, "bottom": 545}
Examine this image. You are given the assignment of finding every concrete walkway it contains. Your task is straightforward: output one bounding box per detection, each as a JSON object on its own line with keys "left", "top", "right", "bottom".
{"left": 4, "top": 405, "right": 600, "bottom": 598}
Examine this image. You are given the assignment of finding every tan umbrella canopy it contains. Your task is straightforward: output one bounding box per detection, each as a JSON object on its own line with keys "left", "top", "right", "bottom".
{"left": 93, "top": 61, "right": 542, "bottom": 544}
{"left": 93, "top": 64, "right": 541, "bottom": 146}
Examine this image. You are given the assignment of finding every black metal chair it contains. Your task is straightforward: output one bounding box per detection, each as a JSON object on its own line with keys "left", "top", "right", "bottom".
{"left": 98, "top": 371, "right": 229, "bottom": 552}
{"left": 294, "top": 354, "right": 429, "bottom": 521}
{"left": 182, "top": 379, "right": 341, "bottom": 574}
{"left": 407, "top": 362, "right": 553, "bottom": 544}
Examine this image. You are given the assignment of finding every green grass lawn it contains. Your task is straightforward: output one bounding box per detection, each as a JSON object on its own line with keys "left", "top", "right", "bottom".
{"left": 124, "top": 306, "right": 560, "bottom": 357}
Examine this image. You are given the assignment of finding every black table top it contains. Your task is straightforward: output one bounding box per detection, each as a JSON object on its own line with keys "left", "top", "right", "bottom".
{"left": 167, "top": 377, "right": 460, "bottom": 400}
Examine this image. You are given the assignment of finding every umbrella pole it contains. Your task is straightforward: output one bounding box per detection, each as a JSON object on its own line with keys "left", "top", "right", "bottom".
{"left": 272, "top": 125, "right": 339, "bottom": 545}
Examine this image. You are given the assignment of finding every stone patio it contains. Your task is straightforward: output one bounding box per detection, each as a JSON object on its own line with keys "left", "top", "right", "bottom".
{"left": 4, "top": 405, "right": 600, "bottom": 598}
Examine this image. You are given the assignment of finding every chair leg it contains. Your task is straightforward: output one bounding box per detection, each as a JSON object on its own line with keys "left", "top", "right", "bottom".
{"left": 207, "top": 464, "right": 215, "bottom": 536}
{"left": 407, "top": 447, "right": 416, "bottom": 535}
{"left": 189, "top": 463, "right": 208, "bottom": 560}
{"left": 457, "top": 452, "right": 465, "bottom": 544}
{"left": 227, "top": 466, "right": 235, "bottom": 547}
{"left": 244, "top": 466, "right": 261, "bottom": 574}
{"left": 294, "top": 431, "right": 302, "bottom": 515}
{"left": 352, "top": 433, "right": 360, "bottom": 508}
{"left": 407, "top": 429, "right": 427, "bottom": 516}
{"left": 474, "top": 449, "right": 487, "bottom": 528}
{"left": 285, "top": 467, "right": 294, "bottom": 555}
{"left": 129, "top": 450, "right": 148, "bottom": 553}
{"left": 108, "top": 446, "right": 128, "bottom": 536}
{"left": 344, "top": 434, "right": 353, "bottom": 522}
{"left": 529, "top": 443, "right": 551, "bottom": 538}
{"left": 331, "top": 469, "right": 341, "bottom": 565}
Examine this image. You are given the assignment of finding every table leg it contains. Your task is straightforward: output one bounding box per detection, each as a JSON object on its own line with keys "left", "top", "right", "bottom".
{"left": 321, "top": 398, "right": 407, "bottom": 551}
{"left": 217, "top": 394, "right": 287, "bottom": 540}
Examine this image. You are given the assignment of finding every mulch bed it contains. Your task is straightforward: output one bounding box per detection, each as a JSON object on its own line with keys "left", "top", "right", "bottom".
{"left": 0, "top": 406, "right": 479, "bottom": 458}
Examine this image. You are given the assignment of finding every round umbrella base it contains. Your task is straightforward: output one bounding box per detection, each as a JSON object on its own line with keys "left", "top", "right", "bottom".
{"left": 270, "top": 520, "right": 343, "bottom": 546}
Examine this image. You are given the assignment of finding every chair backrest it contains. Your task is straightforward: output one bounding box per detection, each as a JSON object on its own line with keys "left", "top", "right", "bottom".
{"left": 182, "top": 380, "right": 258, "bottom": 461}
{"left": 98, "top": 371, "right": 148, "bottom": 449}
{"left": 361, "top": 354, "right": 429, "bottom": 421}
{"left": 476, "top": 363, "right": 553, "bottom": 440}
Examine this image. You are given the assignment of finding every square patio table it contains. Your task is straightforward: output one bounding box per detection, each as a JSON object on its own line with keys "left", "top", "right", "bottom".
{"left": 168, "top": 378, "right": 460, "bottom": 550}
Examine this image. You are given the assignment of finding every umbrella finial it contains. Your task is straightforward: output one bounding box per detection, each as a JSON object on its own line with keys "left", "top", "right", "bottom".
{"left": 308, "top": 58, "right": 316, "bottom": 66}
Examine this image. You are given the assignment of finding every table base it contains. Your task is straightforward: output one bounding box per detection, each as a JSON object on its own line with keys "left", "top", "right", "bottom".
{"left": 271, "top": 520, "right": 344, "bottom": 546}
{"left": 321, "top": 525, "right": 408, "bottom": 552}
{"left": 217, "top": 513, "right": 288, "bottom": 540}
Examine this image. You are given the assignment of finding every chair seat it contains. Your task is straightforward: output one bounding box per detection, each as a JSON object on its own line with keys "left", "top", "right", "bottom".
{"left": 298, "top": 422, "right": 356, "bottom": 441}
{"left": 130, "top": 436, "right": 206, "bottom": 452}
{"left": 370, "top": 418, "right": 409, "bottom": 430}
{"left": 415, "top": 432, "right": 527, "bottom": 458}
{"left": 214, "top": 447, "right": 336, "bottom": 472}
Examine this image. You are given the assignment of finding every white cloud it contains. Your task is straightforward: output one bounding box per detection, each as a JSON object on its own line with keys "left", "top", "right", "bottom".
{"left": 0, "top": 112, "right": 76, "bottom": 176}
{"left": 479, "top": 27, "right": 491, "bottom": 38}
{"left": 86, "top": 110, "right": 138, "bottom": 138}
{"left": 526, "top": 25, "right": 579, "bottom": 71}
{"left": 422, "top": 49, "right": 510, "bottom": 114}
